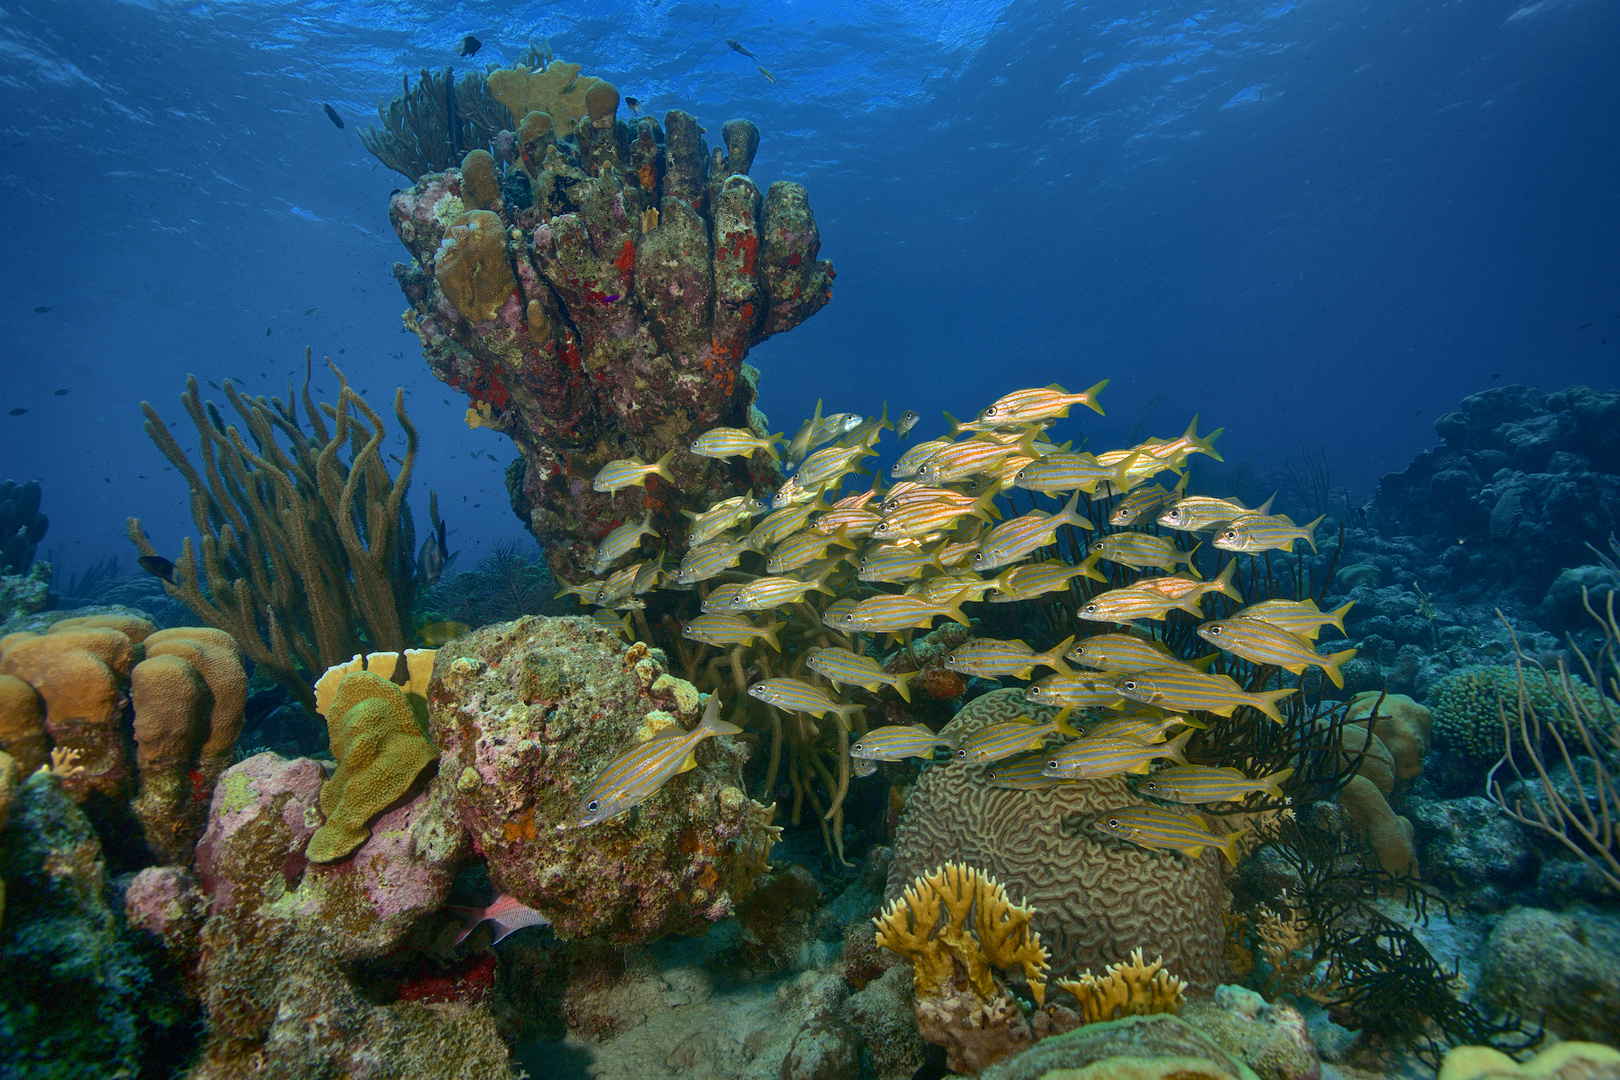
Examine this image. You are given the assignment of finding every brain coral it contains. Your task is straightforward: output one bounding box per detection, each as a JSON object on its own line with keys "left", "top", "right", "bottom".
{"left": 1428, "top": 664, "right": 1608, "bottom": 768}
{"left": 887, "top": 689, "right": 1229, "bottom": 992}
{"left": 428, "top": 615, "right": 775, "bottom": 944}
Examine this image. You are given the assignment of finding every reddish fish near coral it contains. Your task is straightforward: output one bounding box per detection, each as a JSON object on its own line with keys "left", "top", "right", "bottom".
{"left": 448, "top": 893, "right": 552, "bottom": 945}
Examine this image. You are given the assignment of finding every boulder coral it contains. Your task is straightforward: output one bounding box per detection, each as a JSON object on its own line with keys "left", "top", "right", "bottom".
{"left": 427, "top": 614, "right": 778, "bottom": 942}
{"left": 887, "top": 688, "right": 1230, "bottom": 993}
{"left": 388, "top": 76, "right": 834, "bottom": 580}
{"left": 0, "top": 625, "right": 136, "bottom": 799}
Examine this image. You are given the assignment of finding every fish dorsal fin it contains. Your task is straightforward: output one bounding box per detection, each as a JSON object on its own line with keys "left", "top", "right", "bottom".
{"left": 1047, "top": 383, "right": 1068, "bottom": 393}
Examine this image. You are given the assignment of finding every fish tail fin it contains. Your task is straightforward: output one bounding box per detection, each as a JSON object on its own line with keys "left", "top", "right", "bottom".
{"left": 1214, "top": 558, "right": 1241, "bottom": 601}
{"left": 1079, "top": 378, "right": 1109, "bottom": 416}
{"left": 1078, "top": 550, "right": 1108, "bottom": 582}
{"left": 1174, "top": 594, "right": 1205, "bottom": 617}
{"left": 969, "top": 490, "right": 1000, "bottom": 522}
{"left": 1016, "top": 426, "right": 1045, "bottom": 461}
{"left": 651, "top": 448, "right": 678, "bottom": 482}
{"left": 877, "top": 401, "right": 893, "bottom": 432}
{"left": 1301, "top": 514, "right": 1326, "bottom": 552}
{"left": 642, "top": 511, "right": 660, "bottom": 537}
{"left": 1172, "top": 472, "right": 1190, "bottom": 498}
{"left": 1262, "top": 766, "right": 1296, "bottom": 799}
{"left": 1162, "top": 726, "right": 1195, "bottom": 765}
{"left": 759, "top": 620, "right": 784, "bottom": 652}
{"left": 834, "top": 702, "right": 864, "bottom": 730}
{"left": 941, "top": 588, "right": 973, "bottom": 626}
{"left": 701, "top": 705, "right": 745, "bottom": 737}
{"left": 1327, "top": 599, "right": 1356, "bottom": 634}
{"left": 1060, "top": 488, "right": 1092, "bottom": 531}
{"left": 829, "top": 523, "right": 859, "bottom": 550}
{"left": 893, "top": 669, "right": 915, "bottom": 704}
{"left": 1200, "top": 425, "right": 1226, "bottom": 462}
{"left": 943, "top": 411, "right": 965, "bottom": 439}
{"left": 1252, "top": 687, "right": 1297, "bottom": 725}
{"left": 1046, "top": 634, "right": 1077, "bottom": 672}
{"left": 763, "top": 433, "right": 783, "bottom": 462}
{"left": 1217, "top": 827, "right": 1250, "bottom": 867}
{"left": 1052, "top": 706, "right": 1082, "bottom": 738}
{"left": 1173, "top": 712, "right": 1208, "bottom": 730}
{"left": 1189, "top": 652, "right": 1220, "bottom": 672}
{"left": 1322, "top": 647, "right": 1357, "bottom": 689}
{"left": 1110, "top": 452, "right": 1140, "bottom": 495}
{"left": 1183, "top": 540, "right": 1203, "bottom": 577}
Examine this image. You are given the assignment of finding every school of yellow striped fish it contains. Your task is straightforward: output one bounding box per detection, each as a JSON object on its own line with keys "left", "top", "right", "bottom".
{"left": 563, "top": 380, "right": 1353, "bottom": 865}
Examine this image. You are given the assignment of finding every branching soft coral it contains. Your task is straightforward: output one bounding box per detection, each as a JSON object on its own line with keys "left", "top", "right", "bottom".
{"left": 1055, "top": 947, "right": 1187, "bottom": 1023}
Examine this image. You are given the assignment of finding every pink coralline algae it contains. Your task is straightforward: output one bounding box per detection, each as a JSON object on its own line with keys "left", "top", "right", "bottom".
{"left": 388, "top": 105, "right": 834, "bottom": 581}
{"left": 428, "top": 614, "right": 780, "bottom": 943}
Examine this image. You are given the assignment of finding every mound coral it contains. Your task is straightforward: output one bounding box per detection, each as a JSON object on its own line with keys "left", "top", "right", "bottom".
{"left": 1430, "top": 665, "right": 1606, "bottom": 767}
{"left": 888, "top": 688, "right": 1230, "bottom": 993}
{"left": 435, "top": 209, "right": 516, "bottom": 322}
{"left": 0, "top": 626, "right": 133, "bottom": 799}
{"left": 875, "top": 861, "right": 1050, "bottom": 1073}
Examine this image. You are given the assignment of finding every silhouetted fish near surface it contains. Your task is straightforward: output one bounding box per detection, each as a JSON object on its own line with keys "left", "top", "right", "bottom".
{"left": 757, "top": 65, "right": 777, "bottom": 84}
{"left": 32, "top": 306, "right": 49, "bottom": 313}
{"left": 139, "top": 555, "right": 176, "bottom": 584}
{"left": 322, "top": 103, "right": 344, "bottom": 128}
{"left": 625, "top": 97, "right": 642, "bottom": 114}
{"left": 1578, "top": 322, "right": 1594, "bottom": 331}
{"left": 448, "top": 893, "right": 548, "bottom": 945}
{"left": 54, "top": 389, "right": 69, "bottom": 396}
{"left": 304, "top": 307, "right": 319, "bottom": 315}
{"left": 7, "top": 408, "right": 25, "bottom": 416}
{"left": 726, "top": 38, "right": 757, "bottom": 60}
{"left": 456, "top": 34, "right": 481, "bottom": 57}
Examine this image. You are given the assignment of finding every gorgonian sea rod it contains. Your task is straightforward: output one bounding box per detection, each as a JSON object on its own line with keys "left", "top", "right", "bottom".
{"left": 387, "top": 63, "right": 833, "bottom": 582}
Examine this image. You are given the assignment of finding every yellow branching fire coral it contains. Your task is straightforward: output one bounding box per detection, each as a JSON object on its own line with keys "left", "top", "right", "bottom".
{"left": 875, "top": 861, "right": 1050, "bottom": 1007}
{"left": 1055, "top": 947, "right": 1188, "bottom": 1024}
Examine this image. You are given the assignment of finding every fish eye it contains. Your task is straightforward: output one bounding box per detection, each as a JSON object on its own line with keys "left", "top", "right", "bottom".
{"left": 1123, "top": 680, "right": 1138, "bottom": 691}
{"left": 1208, "top": 626, "right": 1221, "bottom": 635}
{"left": 1046, "top": 760, "right": 1059, "bottom": 770}
{"left": 956, "top": 748, "right": 967, "bottom": 759}
{"left": 1106, "top": 816, "right": 1120, "bottom": 828}
{"left": 587, "top": 800, "right": 600, "bottom": 813}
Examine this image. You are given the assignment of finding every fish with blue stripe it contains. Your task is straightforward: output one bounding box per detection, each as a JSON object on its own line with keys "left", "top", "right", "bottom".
{"left": 566, "top": 693, "right": 742, "bottom": 828}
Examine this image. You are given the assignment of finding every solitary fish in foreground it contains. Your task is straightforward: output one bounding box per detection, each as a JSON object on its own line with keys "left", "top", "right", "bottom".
{"left": 849, "top": 724, "right": 954, "bottom": 761}
{"left": 448, "top": 893, "right": 549, "bottom": 945}
{"left": 567, "top": 694, "right": 742, "bottom": 828}
{"left": 593, "top": 450, "right": 678, "bottom": 493}
{"left": 1093, "top": 804, "right": 1249, "bottom": 866}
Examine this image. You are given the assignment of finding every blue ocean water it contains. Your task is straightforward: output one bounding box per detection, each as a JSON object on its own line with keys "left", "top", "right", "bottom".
{"left": 0, "top": 0, "right": 1615, "bottom": 576}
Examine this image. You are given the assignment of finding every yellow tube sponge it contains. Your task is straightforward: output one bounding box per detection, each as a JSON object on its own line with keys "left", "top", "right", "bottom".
{"left": 874, "top": 861, "right": 1050, "bottom": 1007}
{"left": 1055, "top": 947, "right": 1188, "bottom": 1024}
{"left": 306, "top": 669, "right": 438, "bottom": 864}
{"left": 434, "top": 210, "right": 516, "bottom": 322}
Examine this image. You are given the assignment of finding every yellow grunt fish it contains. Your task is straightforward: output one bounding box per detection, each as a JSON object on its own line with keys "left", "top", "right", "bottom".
{"left": 974, "top": 380, "right": 1109, "bottom": 425}
{"left": 805, "top": 647, "right": 918, "bottom": 702}
{"left": 1078, "top": 581, "right": 1205, "bottom": 623}
{"left": 748, "top": 499, "right": 826, "bottom": 548}
{"left": 891, "top": 439, "right": 952, "bottom": 478}
{"left": 592, "top": 510, "right": 659, "bottom": 575}
{"left": 973, "top": 489, "right": 1093, "bottom": 571}
{"left": 1130, "top": 416, "right": 1225, "bottom": 465}
{"left": 1076, "top": 710, "right": 1202, "bottom": 742}
{"left": 689, "top": 426, "right": 783, "bottom": 461}
{"left": 944, "top": 634, "right": 1074, "bottom": 679}
{"left": 1093, "top": 804, "right": 1248, "bottom": 865}
{"left": 700, "top": 582, "right": 747, "bottom": 612}
{"left": 1114, "top": 667, "right": 1296, "bottom": 725}
{"left": 1196, "top": 618, "right": 1358, "bottom": 688}
{"left": 1213, "top": 512, "right": 1326, "bottom": 554}
{"left": 675, "top": 539, "right": 754, "bottom": 585}
{"left": 1065, "top": 633, "right": 1183, "bottom": 673}
{"left": 1234, "top": 598, "right": 1355, "bottom": 641}
{"left": 849, "top": 724, "right": 954, "bottom": 761}
{"left": 1139, "top": 764, "right": 1294, "bottom": 805}
{"left": 858, "top": 543, "right": 945, "bottom": 584}
{"left": 1158, "top": 493, "right": 1274, "bottom": 533}
{"left": 1109, "top": 483, "right": 1175, "bottom": 527}
{"left": 1041, "top": 727, "right": 1193, "bottom": 780}
{"left": 592, "top": 449, "right": 677, "bottom": 492}
{"left": 1013, "top": 452, "right": 1136, "bottom": 495}
{"left": 954, "top": 708, "right": 1081, "bottom": 764}
{"left": 983, "top": 751, "right": 1077, "bottom": 790}
{"left": 835, "top": 589, "right": 972, "bottom": 633}
{"left": 683, "top": 612, "right": 784, "bottom": 650}
{"left": 1127, "top": 559, "right": 1242, "bottom": 606}
{"left": 906, "top": 571, "right": 998, "bottom": 604}
{"left": 590, "top": 609, "right": 633, "bottom": 639}
{"left": 1088, "top": 532, "right": 1199, "bottom": 574}
{"left": 794, "top": 442, "right": 876, "bottom": 491}
{"left": 684, "top": 494, "right": 766, "bottom": 547}
{"left": 748, "top": 677, "right": 861, "bottom": 726}
{"left": 1024, "top": 671, "right": 1125, "bottom": 709}
{"left": 729, "top": 573, "right": 835, "bottom": 611}
{"left": 567, "top": 693, "right": 743, "bottom": 827}
{"left": 767, "top": 528, "right": 855, "bottom": 573}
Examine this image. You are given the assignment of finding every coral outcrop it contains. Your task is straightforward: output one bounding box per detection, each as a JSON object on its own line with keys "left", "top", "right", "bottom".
{"left": 427, "top": 615, "right": 777, "bottom": 942}
{"left": 388, "top": 76, "right": 833, "bottom": 580}
{"left": 887, "top": 688, "right": 1230, "bottom": 993}
{"left": 975, "top": 1014, "right": 1262, "bottom": 1080}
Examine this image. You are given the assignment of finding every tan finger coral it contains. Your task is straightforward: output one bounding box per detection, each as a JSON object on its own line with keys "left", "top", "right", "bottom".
{"left": 1055, "top": 947, "right": 1188, "bottom": 1024}
{"left": 876, "top": 861, "right": 1050, "bottom": 1008}
{"left": 434, "top": 209, "right": 516, "bottom": 322}
{"left": 306, "top": 669, "right": 438, "bottom": 864}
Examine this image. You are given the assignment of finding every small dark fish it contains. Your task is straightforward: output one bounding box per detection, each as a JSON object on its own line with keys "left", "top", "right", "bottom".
{"left": 32, "top": 305, "right": 49, "bottom": 313}
{"left": 896, "top": 409, "right": 920, "bottom": 440}
{"left": 322, "top": 103, "right": 344, "bottom": 128}
{"left": 726, "top": 38, "right": 757, "bottom": 60}
{"left": 1413, "top": 408, "right": 1421, "bottom": 416}
{"left": 625, "top": 97, "right": 641, "bottom": 114}
{"left": 7, "top": 408, "right": 25, "bottom": 416}
{"left": 265, "top": 327, "right": 271, "bottom": 336}
{"left": 139, "top": 555, "right": 176, "bottom": 584}
{"left": 1492, "top": 373, "right": 1500, "bottom": 380}
{"left": 54, "top": 388, "right": 69, "bottom": 396}
{"left": 1577, "top": 322, "right": 1593, "bottom": 331}
{"left": 207, "top": 379, "right": 222, "bottom": 390}
{"left": 600, "top": 293, "right": 621, "bottom": 304}
{"left": 757, "top": 64, "right": 777, "bottom": 84}
{"left": 304, "top": 307, "right": 319, "bottom": 315}
{"left": 417, "top": 516, "right": 449, "bottom": 587}
{"left": 456, "top": 34, "right": 482, "bottom": 57}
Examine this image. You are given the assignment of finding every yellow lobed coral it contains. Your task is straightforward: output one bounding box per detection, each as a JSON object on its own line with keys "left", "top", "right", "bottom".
{"left": 313, "top": 649, "right": 435, "bottom": 719}
{"left": 875, "top": 861, "right": 1050, "bottom": 1007}
{"left": 458, "top": 148, "right": 500, "bottom": 209}
{"left": 306, "top": 669, "right": 438, "bottom": 864}
{"left": 0, "top": 672, "right": 47, "bottom": 775}
{"left": 487, "top": 61, "right": 604, "bottom": 138}
{"left": 1345, "top": 692, "right": 1431, "bottom": 780}
{"left": 1055, "top": 947, "right": 1187, "bottom": 1024}
{"left": 434, "top": 209, "right": 516, "bottom": 323}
